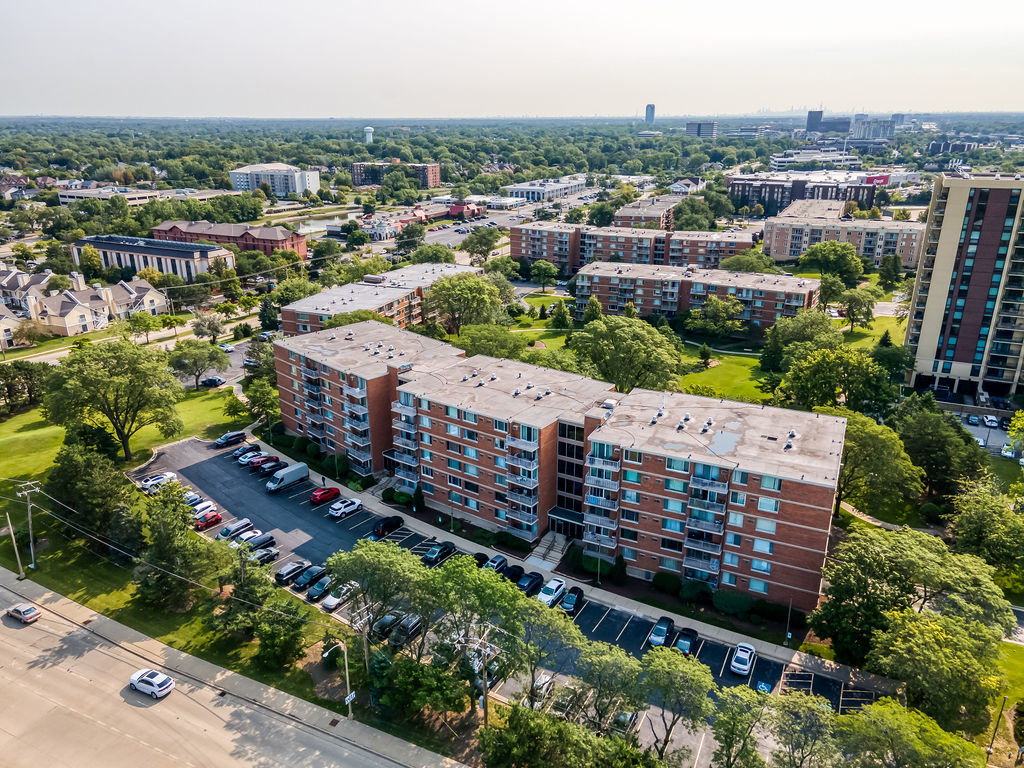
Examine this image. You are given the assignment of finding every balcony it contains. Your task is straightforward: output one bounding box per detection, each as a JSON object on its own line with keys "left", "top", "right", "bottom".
{"left": 506, "top": 526, "right": 540, "bottom": 543}
{"left": 682, "top": 556, "right": 720, "bottom": 574}
{"left": 395, "top": 466, "right": 419, "bottom": 483}
{"left": 685, "top": 538, "right": 723, "bottom": 555}
{"left": 301, "top": 366, "right": 319, "bottom": 379}
{"left": 306, "top": 426, "right": 324, "bottom": 439}
{"left": 392, "top": 451, "right": 419, "bottom": 467}
{"left": 585, "top": 455, "right": 621, "bottom": 471}
{"left": 690, "top": 476, "right": 728, "bottom": 493}
{"left": 506, "top": 507, "right": 539, "bottom": 525}
{"left": 506, "top": 489, "right": 539, "bottom": 506}
{"left": 346, "top": 446, "right": 371, "bottom": 463}
{"left": 304, "top": 397, "right": 321, "bottom": 411}
{"left": 583, "top": 511, "right": 618, "bottom": 529}
{"left": 392, "top": 419, "right": 417, "bottom": 433}
{"left": 507, "top": 435, "right": 539, "bottom": 451}
{"left": 343, "top": 382, "right": 366, "bottom": 398}
{"left": 507, "top": 454, "right": 539, "bottom": 471}
{"left": 688, "top": 497, "right": 727, "bottom": 515}
{"left": 507, "top": 473, "right": 539, "bottom": 489}
{"left": 391, "top": 400, "right": 416, "bottom": 417}
{"left": 303, "top": 383, "right": 322, "bottom": 396}
{"left": 686, "top": 517, "right": 724, "bottom": 535}
{"left": 585, "top": 474, "right": 620, "bottom": 492}
{"left": 394, "top": 435, "right": 418, "bottom": 451}
{"left": 345, "top": 401, "right": 369, "bottom": 417}
{"left": 345, "top": 432, "right": 371, "bottom": 448}
{"left": 583, "top": 531, "right": 617, "bottom": 549}
{"left": 585, "top": 494, "right": 619, "bottom": 512}
{"left": 344, "top": 416, "right": 369, "bottom": 432}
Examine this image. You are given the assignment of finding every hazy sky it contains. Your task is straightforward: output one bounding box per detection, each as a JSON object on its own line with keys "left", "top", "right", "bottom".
{"left": 5, "top": 0, "right": 1023, "bottom": 118}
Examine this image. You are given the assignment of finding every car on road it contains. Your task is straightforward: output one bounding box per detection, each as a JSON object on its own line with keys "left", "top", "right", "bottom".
{"left": 275, "top": 559, "right": 312, "bottom": 586}
{"left": 366, "top": 515, "right": 403, "bottom": 541}
{"left": 328, "top": 497, "right": 363, "bottom": 518}
{"left": 249, "top": 547, "right": 279, "bottom": 565}
{"left": 292, "top": 565, "right": 327, "bottom": 592}
{"left": 310, "top": 487, "right": 342, "bottom": 505}
{"left": 129, "top": 669, "right": 175, "bottom": 699}
{"left": 730, "top": 642, "right": 757, "bottom": 676}
{"left": 216, "top": 343, "right": 235, "bottom": 353}
{"left": 673, "top": 627, "right": 699, "bottom": 656}
{"left": 967, "top": 414, "right": 980, "bottom": 426}
{"left": 229, "top": 529, "right": 264, "bottom": 549}
{"left": 214, "top": 430, "right": 247, "bottom": 447}
{"left": 558, "top": 586, "right": 584, "bottom": 616}
{"left": 321, "top": 581, "right": 359, "bottom": 612}
{"left": 421, "top": 541, "right": 456, "bottom": 567}
{"left": 139, "top": 472, "right": 177, "bottom": 493}
{"left": 238, "top": 451, "right": 269, "bottom": 466}
{"left": 7, "top": 603, "right": 41, "bottom": 623}
{"left": 201, "top": 376, "right": 226, "bottom": 387}
{"left": 216, "top": 518, "right": 253, "bottom": 541}
{"left": 483, "top": 554, "right": 508, "bottom": 572}
{"left": 194, "top": 511, "right": 222, "bottom": 531}
{"left": 501, "top": 564, "right": 525, "bottom": 584}
{"left": 306, "top": 574, "right": 333, "bottom": 602}
{"left": 516, "top": 571, "right": 544, "bottom": 597}
{"left": 537, "top": 578, "right": 566, "bottom": 607}
{"left": 370, "top": 613, "right": 404, "bottom": 640}
{"left": 984, "top": 415, "right": 1000, "bottom": 428}
{"left": 231, "top": 444, "right": 257, "bottom": 458}
{"left": 258, "top": 460, "right": 289, "bottom": 476}
{"left": 247, "top": 454, "right": 279, "bottom": 470}
{"left": 649, "top": 616, "right": 675, "bottom": 647}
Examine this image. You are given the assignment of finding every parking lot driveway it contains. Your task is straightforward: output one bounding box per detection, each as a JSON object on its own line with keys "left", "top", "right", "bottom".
{"left": 618, "top": 616, "right": 654, "bottom": 658}
{"left": 696, "top": 639, "right": 729, "bottom": 678}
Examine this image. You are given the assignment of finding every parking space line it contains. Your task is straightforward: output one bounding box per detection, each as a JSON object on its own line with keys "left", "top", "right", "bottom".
{"left": 639, "top": 625, "right": 654, "bottom": 650}
{"left": 719, "top": 651, "right": 730, "bottom": 678}
{"left": 344, "top": 514, "right": 374, "bottom": 530}
{"left": 591, "top": 605, "right": 611, "bottom": 632}
{"left": 614, "top": 615, "right": 633, "bottom": 643}
{"left": 572, "top": 599, "right": 592, "bottom": 623}
{"left": 389, "top": 530, "right": 416, "bottom": 546}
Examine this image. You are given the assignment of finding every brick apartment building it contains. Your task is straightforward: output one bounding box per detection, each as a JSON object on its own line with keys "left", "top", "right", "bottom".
{"left": 278, "top": 263, "right": 481, "bottom": 335}
{"left": 762, "top": 201, "right": 923, "bottom": 268}
{"left": 510, "top": 223, "right": 755, "bottom": 273}
{"left": 612, "top": 196, "right": 683, "bottom": 229}
{"left": 351, "top": 161, "right": 442, "bottom": 189}
{"left": 727, "top": 172, "right": 877, "bottom": 216}
{"left": 151, "top": 220, "right": 308, "bottom": 259}
{"left": 574, "top": 262, "right": 820, "bottom": 326}
{"left": 274, "top": 321, "right": 846, "bottom": 610}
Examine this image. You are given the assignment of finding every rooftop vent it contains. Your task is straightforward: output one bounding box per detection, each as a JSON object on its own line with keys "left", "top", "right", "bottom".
{"left": 471, "top": 369, "right": 478, "bottom": 377}
{"left": 677, "top": 419, "right": 686, "bottom": 430}
{"left": 684, "top": 413, "right": 691, "bottom": 422}
{"left": 477, "top": 380, "right": 485, "bottom": 387}
{"left": 788, "top": 429, "right": 797, "bottom": 439}
{"left": 329, "top": 333, "right": 336, "bottom": 340}
{"left": 377, "top": 341, "right": 383, "bottom": 348}
{"left": 373, "top": 349, "right": 379, "bottom": 355}
{"left": 387, "top": 352, "right": 393, "bottom": 358}
{"left": 650, "top": 416, "right": 658, "bottom": 425}
{"left": 514, "top": 388, "right": 521, "bottom": 396}
{"left": 706, "top": 417, "right": 713, "bottom": 426}
{"left": 544, "top": 387, "right": 551, "bottom": 395}
{"left": 536, "top": 393, "right": 543, "bottom": 400}
{"left": 461, "top": 374, "right": 468, "bottom": 382}
{"left": 388, "top": 345, "right": 394, "bottom": 351}
{"left": 601, "top": 399, "right": 616, "bottom": 409}
{"left": 525, "top": 381, "right": 533, "bottom": 389}
{"left": 784, "top": 441, "right": 793, "bottom": 451}
{"left": 364, "top": 343, "right": 370, "bottom": 350}
{"left": 490, "top": 373, "right": 497, "bottom": 381}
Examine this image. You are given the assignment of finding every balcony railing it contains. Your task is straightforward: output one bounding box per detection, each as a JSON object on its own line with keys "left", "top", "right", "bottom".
{"left": 585, "top": 494, "right": 619, "bottom": 512}
{"left": 685, "top": 517, "right": 724, "bottom": 535}
{"left": 391, "top": 451, "right": 419, "bottom": 467}
{"left": 392, "top": 419, "right": 417, "bottom": 433}
{"left": 394, "top": 435, "right": 418, "bottom": 451}
{"left": 304, "top": 397, "right": 321, "bottom": 410}
{"left": 506, "top": 454, "right": 539, "bottom": 471}
{"left": 505, "top": 526, "right": 539, "bottom": 543}
{"left": 507, "top": 473, "right": 539, "bottom": 489}
{"left": 343, "top": 383, "right": 366, "bottom": 398}
{"left": 685, "top": 538, "right": 723, "bottom": 555}
{"left": 507, "top": 489, "right": 539, "bottom": 506}
{"left": 306, "top": 426, "right": 324, "bottom": 439}
{"left": 583, "top": 511, "right": 618, "bottom": 529}
{"left": 303, "top": 384, "right": 321, "bottom": 396}
{"left": 301, "top": 366, "right": 319, "bottom": 379}
{"left": 344, "top": 416, "right": 369, "bottom": 432}
{"left": 395, "top": 467, "right": 419, "bottom": 483}
{"left": 688, "top": 497, "right": 726, "bottom": 515}
{"left": 690, "top": 476, "right": 728, "bottom": 493}
{"left": 346, "top": 446, "right": 372, "bottom": 463}
{"left": 345, "top": 401, "right": 369, "bottom": 416}
{"left": 507, "top": 435, "right": 539, "bottom": 451}
{"left": 583, "top": 531, "right": 617, "bottom": 549}
{"left": 506, "top": 507, "right": 539, "bottom": 525}
{"left": 585, "top": 475, "right": 620, "bottom": 492}
{"left": 585, "top": 455, "right": 621, "bottom": 471}
{"left": 345, "top": 432, "right": 371, "bottom": 449}
{"left": 391, "top": 400, "right": 416, "bottom": 417}
{"left": 682, "top": 556, "right": 720, "bottom": 574}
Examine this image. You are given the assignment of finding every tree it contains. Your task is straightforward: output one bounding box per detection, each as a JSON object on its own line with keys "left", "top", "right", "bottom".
{"left": 258, "top": 296, "right": 278, "bottom": 331}
{"left": 13, "top": 318, "right": 50, "bottom": 345}
{"left": 569, "top": 315, "right": 684, "bottom": 393}
{"left": 409, "top": 243, "right": 454, "bottom": 264}
{"left": 836, "top": 286, "right": 883, "bottom": 330}
{"left": 799, "top": 242, "right": 863, "bottom": 288}
{"left": 483, "top": 254, "right": 520, "bottom": 280}
{"left": 77, "top": 243, "right": 103, "bottom": 279}
{"left": 168, "top": 338, "right": 230, "bottom": 389}
{"left": 576, "top": 640, "right": 646, "bottom": 733}
{"left": 220, "top": 268, "right": 243, "bottom": 301}
{"left": 947, "top": 475, "right": 1024, "bottom": 570}
{"left": 877, "top": 253, "right": 903, "bottom": 291}
{"left": 253, "top": 597, "right": 307, "bottom": 668}
{"left": 271, "top": 277, "right": 320, "bottom": 307}
{"left": 346, "top": 229, "right": 370, "bottom": 248}
{"left": 515, "top": 600, "right": 587, "bottom": 708}
{"left": 564, "top": 207, "right": 587, "bottom": 224}
{"left": 893, "top": 208, "right": 911, "bottom": 221}
{"left": 870, "top": 337, "right": 915, "bottom": 384}
{"left": 711, "top": 686, "right": 770, "bottom": 768}
{"left": 582, "top": 294, "right": 603, "bottom": 324}
{"left": 768, "top": 692, "right": 838, "bottom": 768}
{"left": 458, "top": 324, "right": 527, "bottom": 359}
{"left": 550, "top": 299, "right": 571, "bottom": 329}
{"left": 191, "top": 312, "right": 226, "bottom": 343}
{"left": 672, "top": 197, "right": 717, "bottom": 230}
{"left": 530, "top": 260, "right": 559, "bottom": 292}
{"left": 244, "top": 378, "right": 281, "bottom": 426}
{"left": 43, "top": 340, "right": 183, "bottom": 460}
{"left": 834, "top": 698, "right": 985, "bottom": 768}
{"left": 699, "top": 342, "right": 712, "bottom": 368}
{"left": 685, "top": 294, "right": 745, "bottom": 338}
{"left": 394, "top": 222, "right": 426, "bottom": 251}
{"left": 322, "top": 310, "right": 393, "bottom": 329}
{"left": 641, "top": 646, "right": 716, "bottom": 759}
{"left": 760, "top": 310, "right": 844, "bottom": 373}
{"left": 44, "top": 444, "right": 133, "bottom": 535}
{"left": 779, "top": 348, "right": 895, "bottom": 415}
{"left": 622, "top": 301, "right": 638, "bottom": 319}
{"left": 459, "top": 227, "right": 502, "bottom": 263}
{"left": 159, "top": 313, "right": 186, "bottom": 337}
{"left": 479, "top": 705, "right": 597, "bottom": 768}
{"left": 587, "top": 202, "right": 618, "bottom": 227}
{"left": 45, "top": 274, "right": 72, "bottom": 293}
{"left": 814, "top": 407, "right": 923, "bottom": 515}
{"left": 817, "top": 273, "right": 846, "bottom": 308}
{"left": 214, "top": 548, "right": 276, "bottom": 638}
{"left": 486, "top": 272, "right": 518, "bottom": 306}
{"left": 865, "top": 609, "right": 1001, "bottom": 734}
{"left": 720, "top": 251, "right": 777, "bottom": 273}
{"left": 126, "top": 311, "right": 161, "bottom": 343}
{"left": 423, "top": 272, "right": 501, "bottom": 334}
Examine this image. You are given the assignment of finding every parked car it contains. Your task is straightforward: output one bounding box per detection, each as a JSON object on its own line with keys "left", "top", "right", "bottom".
{"left": 537, "top": 578, "right": 567, "bottom": 607}
{"left": 389, "top": 615, "right": 424, "bottom": 648}
{"left": 421, "top": 541, "right": 456, "bottom": 567}
{"left": 243, "top": 532, "right": 276, "bottom": 551}
{"left": 238, "top": 451, "right": 268, "bottom": 466}
{"left": 183, "top": 491, "right": 204, "bottom": 507}
{"left": 321, "top": 581, "right": 360, "bottom": 611}
{"left": 229, "top": 529, "right": 264, "bottom": 549}
{"left": 267, "top": 462, "right": 309, "bottom": 493}
{"left": 370, "top": 613, "right": 404, "bottom": 640}
{"left": 248, "top": 454, "right": 279, "bottom": 470}
{"left": 984, "top": 415, "right": 1000, "bottom": 428}
{"left": 129, "top": 669, "right": 175, "bottom": 699}
{"left": 730, "top": 642, "right": 757, "bottom": 676}
{"left": 275, "top": 559, "right": 312, "bottom": 586}
{"left": 194, "top": 511, "right": 222, "bottom": 531}
{"left": 975, "top": 436, "right": 986, "bottom": 448}
{"left": 214, "top": 430, "right": 247, "bottom": 448}
{"left": 501, "top": 564, "right": 525, "bottom": 584}
{"left": 306, "top": 575, "right": 333, "bottom": 602}
{"left": 967, "top": 414, "right": 980, "bottom": 426}
{"left": 1000, "top": 416, "right": 1013, "bottom": 430}
{"left": 258, "top": 460, "right": 289, "bottom": 476}
{"left": 328, "top": 497, "right": 363, "bottom": 518}
{"left": 231, "top": 444, "right": 257, "bottom": 458}
{"left": 609, "top": 710, "right": 640, "bottom": 737}
{"left": 558, "top": 586, "right": 584, "bottom": 616}
{"left": 191, "top": 501, "right": 217, "bottom": 519}
{"left": 216, "top": 518, "right": 253, "bottom": 541}
{"left": 310, "top": 487, "right": 342, "bottom": 505}
{"left": 472, "top": 552, "right": 490, "bottom": 568}
{"left": 673, "top": 627, "right": 699, "bottom": 656}
{"left": 249, "top": 547, "right": 279, "bottom": 565}
{"left": 201, "top": 376, "right": 226, "bottom": 387}
{"left": 483, "top": 554, "right": 508, "bottom": 572}
{"left": 649, "top": 616, "right": 675, "bottom": 647}
{"left": 139, "top": 472, "right": 177, "bottom": 493}
{"left": 216, "top": 343, "right": 235, "bottom": 353}
{"left": 259, "top": 331, "right": 275, "bottom": 342}
{"left": 7, "top": 603, "right": 41, "bottom": 624}
{"left": 516, "top": 571, "right": 544, "bottom": 597}
{"left": 1002, "top": 444, "right": 1016, "bottom": 459}
{"left": 292, "top": 565, "right": 327, "bottom": 592}
{"left": 366, "top": 515, "right": 403, "bottom": 541}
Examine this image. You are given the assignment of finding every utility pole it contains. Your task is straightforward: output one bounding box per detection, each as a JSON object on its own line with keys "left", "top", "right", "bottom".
{"left": 17, "top": 480, "right": 41, "bottom": 570}
{"left": 5, "top": 511, "right": 25, "bottom": 578}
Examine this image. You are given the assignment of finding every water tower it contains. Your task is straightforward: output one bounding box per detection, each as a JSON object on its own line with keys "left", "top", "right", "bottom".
{"left": 364, "top": 126, "right": 374, "bottom": 144}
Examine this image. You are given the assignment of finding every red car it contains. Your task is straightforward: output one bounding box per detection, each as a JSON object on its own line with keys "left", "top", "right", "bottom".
{"left": 195, "top": 511, "right": 223, "bottom": 531}
{"left": 248, "top": 455, "right": 279, "bottom": 469}
{"left": 310, "top": 487, "right": 341, "bottom": 505}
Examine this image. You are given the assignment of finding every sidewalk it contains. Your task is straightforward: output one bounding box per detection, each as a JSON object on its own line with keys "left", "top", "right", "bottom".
{"left": 250, "top": 435, "right": 898, "bottom": 697}
{"left": 0, "top": 565, "right": 466, "bottom": 768}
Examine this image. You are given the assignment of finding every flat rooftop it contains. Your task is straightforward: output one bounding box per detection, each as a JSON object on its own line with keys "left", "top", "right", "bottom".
{"left": 576, "top": 262, "right": 820, "bottom": 293}
{"left": 582, "top": 227, "right": 754, "bottom": 244}
{"left": 274, "top": 321, "right": 464, "bottom": 380}
{"left": 514, "top": 222, "right": 590, "bottom": 234}
{"left": 398, "top": 356, "right": 615, "bottom": 429}
{"left": 774, "top": 200, "right": 845, "bottom": 220}
{"left": 75, "top": 235, "right": 228, "bottom": 255}
{"left": 614, "top": 196, "right": 684, "bottom": 215}
{"left": 588, "top": 389, "right": 846, "bottom": 487}
{"left": 727, "top": 170, "right": 871, "bottom": 185}
{"left": 232, "top": 163, "right": 301, "bottom": 173}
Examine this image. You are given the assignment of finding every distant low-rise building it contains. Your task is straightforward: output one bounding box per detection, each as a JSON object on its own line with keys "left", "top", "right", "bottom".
{"left": 504, "top": 175, "right": 587, "bottom": 202}
{"left": 229, "top": 163, "right": 319, "bottom": 197}
{"left": 768, "top": 148, "right": 860, "bottom": 172}
{"left": 612, "top": 196, "right": 683, "bottom": 229}
{"left": 151, "top": 220, "right": 307, "bottom": 259}
{"left": 727, "top": 171, "right": 878, "bottom": 215}
{"left": 668, "top": 177, "right": 706, "bottom": 196}
{"left": 57, "top": 186, "right": 243, "bottom": 207}
{"left": 72, "top": 235, "right": 234, "bottom": 282}
{"left": 686, "top": 121, "right": 718, "bottom": 139}
{"left": 351, "top": 161, "right": 441, "bottom": 189}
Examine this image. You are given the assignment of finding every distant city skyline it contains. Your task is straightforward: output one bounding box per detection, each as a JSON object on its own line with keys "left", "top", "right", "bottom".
{"left": 4, "top": 0, "right": 1022, "bottom": 119}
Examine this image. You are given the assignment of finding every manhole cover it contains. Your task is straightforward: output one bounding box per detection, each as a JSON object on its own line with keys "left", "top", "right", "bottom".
{"left": 329, "top": 718, "right": 339, "bottom": 727}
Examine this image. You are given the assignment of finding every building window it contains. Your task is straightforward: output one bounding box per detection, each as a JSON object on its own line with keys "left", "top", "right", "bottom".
{"left": 733, "top": 470, "right": 748, "bottom": 485}
{"left": 624, "top": 449, "right": 642, "bottom": 464}
{"left": 448, "top": 491, "right": 463, "bottom": 505}
{"left": 463, "top": 411, "right": 478, "bottom": 424}
{"left": 620, "top": 528, "right": 639, "bottom": 542}
{"left": 726, "top": 533, "right": 742, "bottom": 547}
{"left": 494, "top": 419, "right": 508, "bottom": 433}
{"left": 666, "top": 458, "right": 689, "bottom": 473}
{"left": 724, "top": 552, "right": 739, "bottom": 567}
{"left": 749, "top": 579, "right": 768, "bottom": 594}
{"left": 621, "top": 508, "right": 639, "bottom": 523}
{"left": 661, "top": 518, "right": 683, "bottom": 533}
{"left": 659, "top": 556, "right": 681, "bottom": 572}
{"left": 623, "top": 489, "right": 638, "bottom": 503}
{"left": 463, "top": 429, "right": 478, "bottom": 442}
{"left": 621, "top": 547, "right": 637, "bottom": 562}
{"left": 728, "top": 512, "right": 744, "bottom": 527}
{"left": 760, "top": 475, "right": 781, "bottom": 492}
{"left": 421, "top": 466, "right": 434, "bottom": 478}
{"left": 446, "top": 423, "right": 460, "bottom": 436}
{"left": 420, "top": 450, "right": 433, "bottom": 462}
{"left": 447, "top": 459, "right": 462, "bottom": 471}
{"left": 623, "top": 470, "right": 641, "bottom": 484}
{"left": 663, "top": 499, "right": 685, "bottom": 514}
{"left": 419, "top": 415, "right": 431, "bottom": 428}
{"left": 445, "top": 406, "right": 459, "bottom": 418}
{"left": 757, "top": 497, "right": 780, "bottom": 514}
{"left": 730, "top": 491, "right": 746, "bottom": 506}
{"left": 664, "top": 478, "right": 688, "bottom": 493}
{"left": 753, "top": 538, "right": 774, "bottom": 555}
{"left": 751, "top": 559, "right": 771, "bottom": 574}
{"left": 755, "top": 518, "right": 776, "bottom": 534}
{"left": 721, "top": 572, "right": 737, "bottom": 586}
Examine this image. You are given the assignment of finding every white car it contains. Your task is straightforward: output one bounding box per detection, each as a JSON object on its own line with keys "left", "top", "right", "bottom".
{"left": 229, "top": 529, "right": 264, "bottom": 549}
{"left": 191, "top": 501, "right": 217, "bottom": 519}
{"left": 129, "top": 668, "right": 175, "bottom": 699}
{"left": 139, "top": 472, "right": 177, "bottom": 492}
{"left": 321, "top": 581, "right": 360, "bottom": 612}
{"left": 7, "top": 603, "right": 42, "bottom": 623}
{"left": 328, "top": 498, "right": 363, "bottom": 519}
{"left": 238, "top": 451, "right": 268, "bottom": 466}
{"left": 974, "top": 436, "right": 986, "bottom": 448}
{"left": 183, "top": 491, "right": 204, "bottom": 507}
{"left": 1002, "top": 444, "right": 1016, "bottom": 459}
{"left": 217, "top": 343, "right": 235, "bottom": 353}
{"left": 730, "top": 642, "right": 756, "bottom": 676}
{"left": 983, "top": 415, "right": 999, "bottom": 428}
{"left": 537, "top": 578, "right": 567, "bottom": 607}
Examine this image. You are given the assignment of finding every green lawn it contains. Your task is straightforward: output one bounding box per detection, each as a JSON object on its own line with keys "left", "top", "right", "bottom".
{"left": 678, "top": 345, "right": 767, "bottom": 402}
{"left": 520, "top": 329, "right": 569, "bottom": 350}
{"left": 989, "top": 455, "right": 1022, "bottom": 492}
{"left": 523, "top": 292, "right": 561, "bottom": 309}
{"left": 989, "top": 643, "right": 1024, "bottom": 766}
{"left": 833, "top": 315, "right": 904, "bottom": 349}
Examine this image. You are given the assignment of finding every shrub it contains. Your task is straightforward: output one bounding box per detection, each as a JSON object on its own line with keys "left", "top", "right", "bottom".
{"left": 527, "top": 339, "right": 536, "bottom": 346}
{"left": 381, "top": 487, "right": 396, "bottom": 503}
{"left": 274, "top": 434, "right": 295, "bottom": 450}
{"left": 1015, "top": 700, "right": 1024, "bottom": 746}
{"left": 798, "top": 642, "right": 835, "bottom": 661}
{"left": 270, "top": 421, "right": 286, "bottom": 435}
{"left": 232, "top": 325, "right": 245, "bottom": 341}
{"left": 305, "top": 442, "right": 321, "bottom": 460}
{"left": 393, "top": 491, "right": 412, "bottom": 506}
{"left": 292, "top": 436, "right": 310, "bottom": 456}
{"left": 652, "top": 572, "right": 682, "bottom": 595}
{"left": 239, "top": 323, "right": 254, "bottom": 337}
{"left": 679, "top": 580, "right": 713, "bottom": 605}
{"left": 713, "top": 589, "right": 756, "bottom": 617}
{"left": 581, "top": 553, "right": 612, "bottom": 576}
{"left": 610, "top": 553, "right": 628, "bottom": 585}
{"left": 750, "top": 598, "right": 789, "bottom": 624}
{"left": 566, "top": 545, "right": 584, "bottom": 573}
{"left": 919, "top": 502, "right": 944, "bottom": 525}
{"left": 496, "top": 531, "right": 533, "bottom": 552}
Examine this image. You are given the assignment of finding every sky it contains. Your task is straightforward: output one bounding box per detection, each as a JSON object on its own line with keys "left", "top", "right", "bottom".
{"left": 4, "top": 0, "right": 1023, "bottom": 119}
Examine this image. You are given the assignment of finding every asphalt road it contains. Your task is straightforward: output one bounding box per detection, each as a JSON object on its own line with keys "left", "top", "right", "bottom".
{"left": 0, "top": 586, "right": 422, "bottom": 768}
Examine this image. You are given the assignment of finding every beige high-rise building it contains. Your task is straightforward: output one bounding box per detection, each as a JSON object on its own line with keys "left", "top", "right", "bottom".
{"left": 906, "top": 172, "right": 1024, "bottom": 397}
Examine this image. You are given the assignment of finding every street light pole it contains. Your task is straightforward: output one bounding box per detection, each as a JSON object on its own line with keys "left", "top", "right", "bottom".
{"left": 17, "top": 480, "right": 40, "bottom": 570}
{"left": 5, "top": 511, "right": 25, "bottom": 579}
{"left": 342, "top": 640, "right": 353, "bottom": 720}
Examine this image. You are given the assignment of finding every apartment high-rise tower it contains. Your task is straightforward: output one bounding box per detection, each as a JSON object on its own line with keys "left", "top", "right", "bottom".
{"left": 645, "top": 104, "right": 655, "bottom": 125}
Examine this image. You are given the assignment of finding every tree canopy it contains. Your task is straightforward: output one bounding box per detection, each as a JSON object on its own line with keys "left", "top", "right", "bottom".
{"left": 569, "top": 315, "right": 684, "bottom": 392}
{"left": 423, "top": 272, "right": 501, "bottom": 334}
